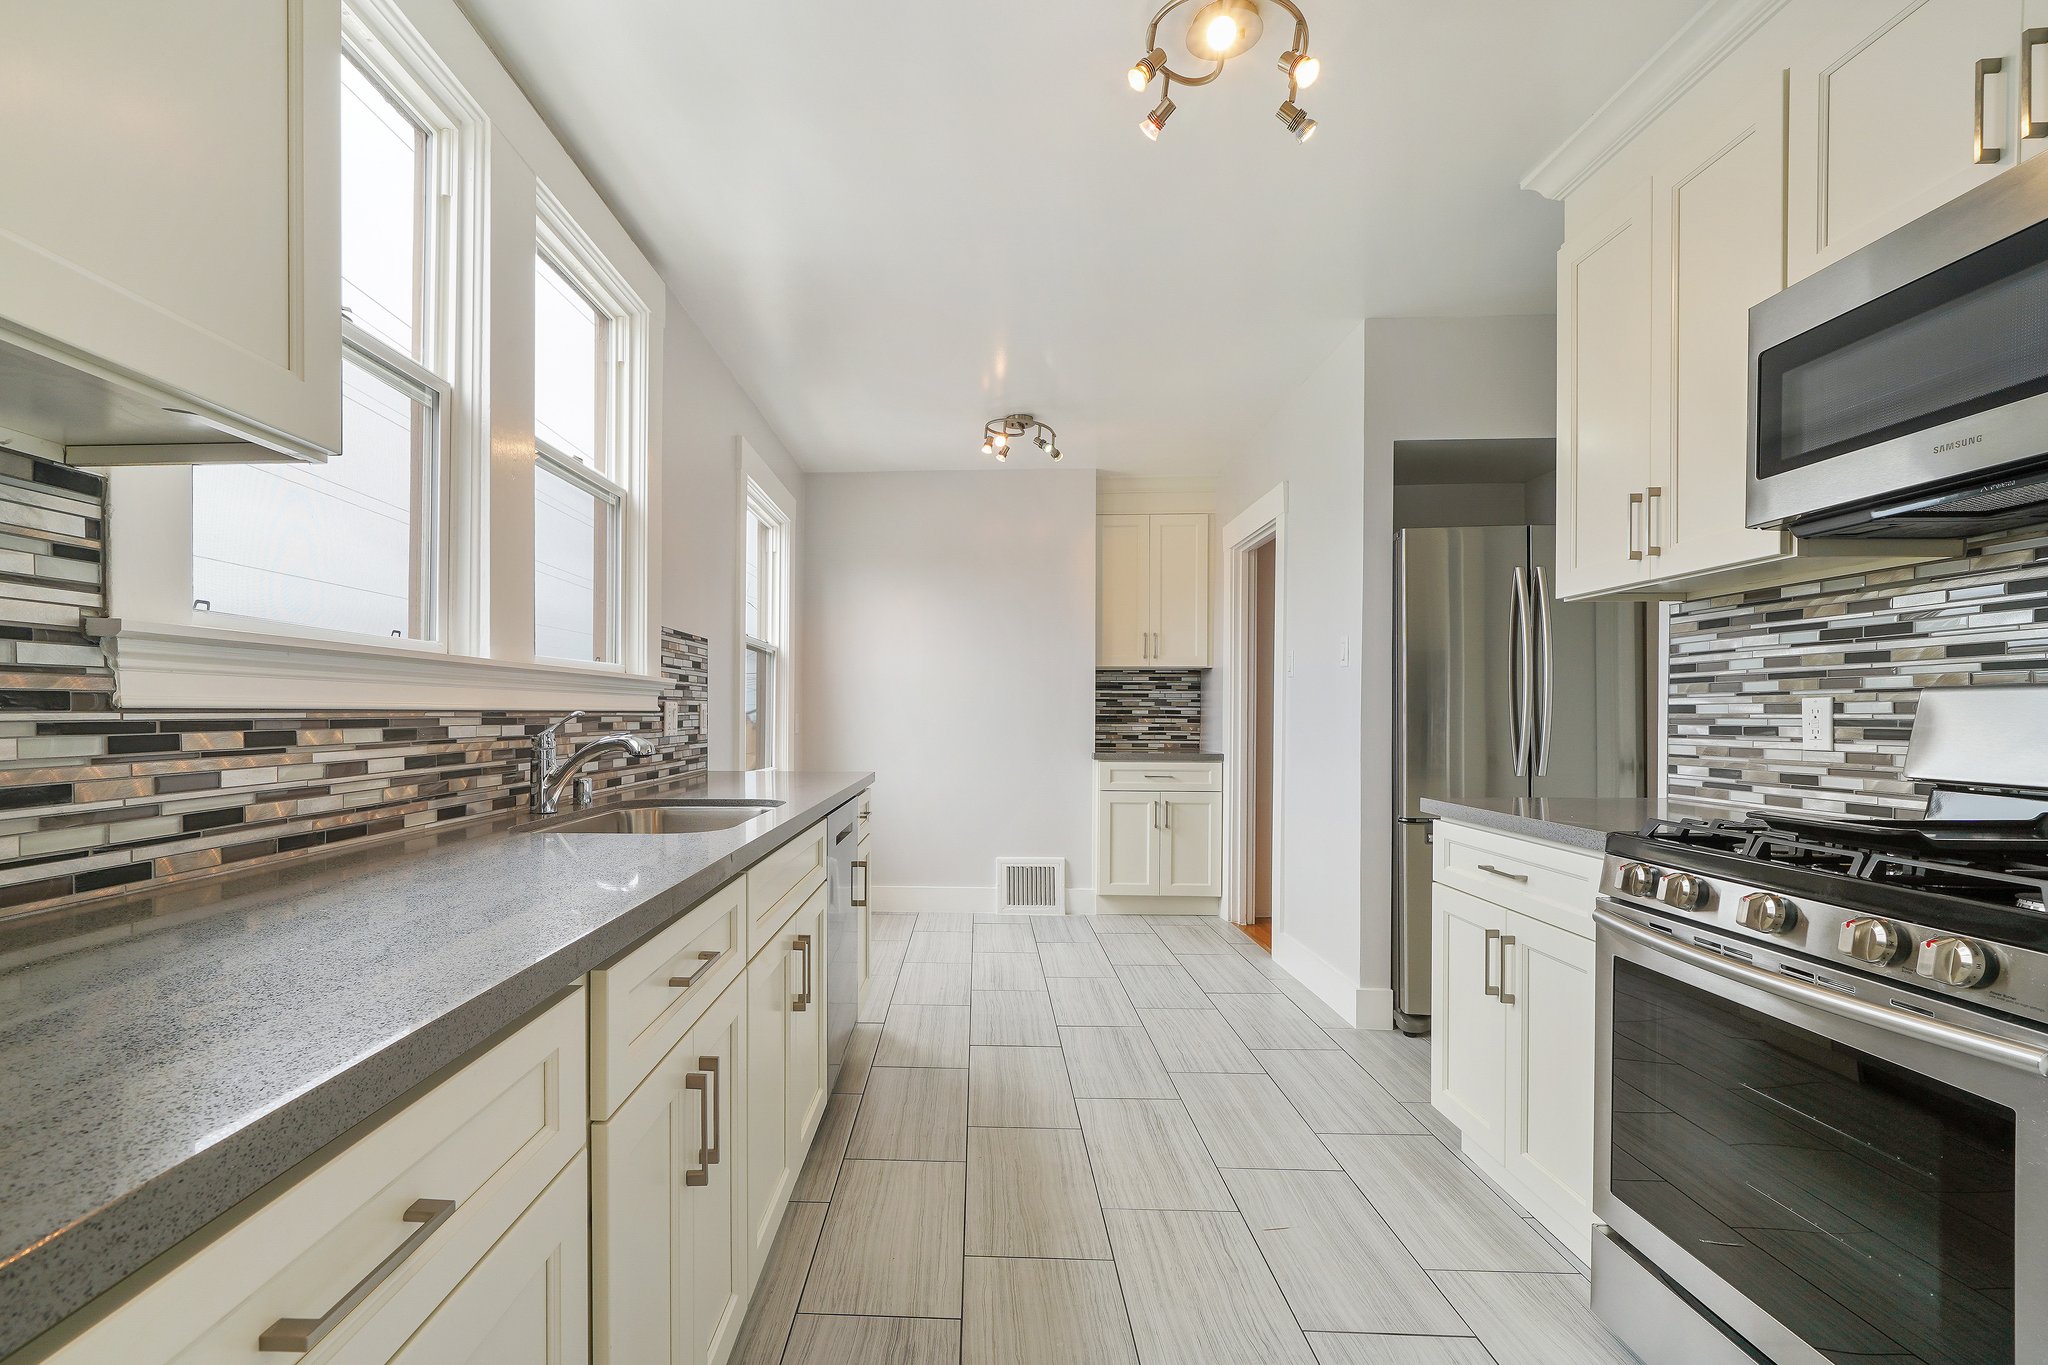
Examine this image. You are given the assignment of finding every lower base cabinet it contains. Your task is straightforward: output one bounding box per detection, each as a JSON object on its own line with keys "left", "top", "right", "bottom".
{"left": 593, "top": 976, "right": 748, "bottom": 1365}
{"left": 743, "top": 883, "right": 829, "bottom": 1282}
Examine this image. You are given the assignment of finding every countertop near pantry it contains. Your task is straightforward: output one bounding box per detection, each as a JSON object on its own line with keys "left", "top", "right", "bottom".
{"left": 1420, "top": 795, "right": 1733, "bottom": 853}
{"left": 0, "top": 769, "right": 872, "bottom": 1361}
{"left": 1093, "top": 750, "right": 1223, "bottom": 762}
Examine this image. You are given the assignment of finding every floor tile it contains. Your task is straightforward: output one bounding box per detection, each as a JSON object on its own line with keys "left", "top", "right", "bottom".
{"left": 858, "top": 970, "right": 897, "bottom": 1024}
{"left": 974, "top": 921, "right": 1037, "bottom": 953}
{"left": 1410, "top": 1100, "right": 1461, "bottom": 1149}
{"left": 894, "top": 959, "right": 972, "bottom": 1006}
{"left": 877, "top": 1003, "right": 971, "bottom": 1067}
{"left": 1139, "top": 1009, "right": 1262, "bottom": 1073}
{"left": 836, "top": 1022, "right": 881, "bottom": 1094}
{"left": 1048, "top": 975, "right": 1142, "bottom": 1026}
{"left": 1090, "top": 914, "right": 1165, "bottom": 934}
{"left": 868, "top": 937, "right": 910, "bottom": 976}
{"left": 1178, "top": 950, "right": 1282, "bottom": 994}
{"left": 920, "top": 911, "right": 987, "bottom": 930}
{"left": 783, "top": 1315, "right": 960, "bottom": 1365}
{"left": 870, "top": 911, "right": 915, "bottom": 941}
{"left": 1039, "top": 939, "right": 1117, "bottom": 976}
{"left": 1101, "top": 931, "right": 1178, "bottom": 965}
{"left": 969, "top": 1045, "right": 1078, "bottom": 1128}
{"left": 971, "top": 989, "right": 1060, "bottom": 1045}
{"left": 847, "top": 1066, "right": 968, "bottom": 1160}
{"left": 1076, "top": 1098, "right": 1234, "bottom": 1210}
{"left": 729, "top": 1201, "right": 828, "bottom": 1365}
{"left": 1256, "top": 1048, "right": 1425, "bottom": 1135}
{"left": 1061, "top": 1025, "right": 1176, "bottom": 1099}
{"left": 1032, "top": 914, "right": 1097, "bottom": 943}
{"left": 1156, "top": 923, "right": 1236, "bottom": 954}
{"left": 792, "top": 1091, "right": 862, "bottom": 1201}
{"left": 1328, "top": 1028, "right": 1430, "bottom": 1102}
{"left": 1210, "top": 992, "right": 1340, "bottom": 1050}
{"left": 1114, "top": 961, "right": 1211, "bottom": 1009}
{"left": 1223, "top": 1168, "right": 1468, "bottom": 1335}
{"left": 963, "top": 1257, "right": 1139, "bottom": 1365}
{"left": 967, "top": 1126, "right": 1111, "bottom": 1258}
{"left": 1306, "top": 1334, "right": 1495, "bottom": 1365}
{"left": 905, "top": 930, "right": 975, "bottom": 964}
{"left": 1431, "top": 1270, "right": 1638, "bottom": 1365}
{"left": 1106, "top": 1209, "right": 1319, "bottom": 1365}
{"left": 1325, "top": 1134, "right": 1574, "bottom": 1273}
{"left": 801, "top": 1160, "right": 965, "bottom": 1317}
{"left": 1171, "top": 1071, "right": 1338, "bottom": 1169}
{"left": 1230, "top": 943, "right": 1295, "bottom": 979}
{"left": 973, "top": 951, "right": 1048, "bottom": 991}
{"left": 1275, "top": 977, "right": 1353, "bottom": 1028}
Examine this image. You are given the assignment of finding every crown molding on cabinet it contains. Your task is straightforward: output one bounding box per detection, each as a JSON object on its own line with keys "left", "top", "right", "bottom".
{"left": 1521, "top": 0, "right": 1790, "bottom": 202}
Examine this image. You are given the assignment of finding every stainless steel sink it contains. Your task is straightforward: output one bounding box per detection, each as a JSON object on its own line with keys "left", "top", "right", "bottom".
{"left": 542, "top": 800, "right": 784, "bottom": 835}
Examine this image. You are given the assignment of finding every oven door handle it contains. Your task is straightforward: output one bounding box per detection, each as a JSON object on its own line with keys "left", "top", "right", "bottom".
{"left": 1595, "top": 905, "right": 2048, "bottom": 1077}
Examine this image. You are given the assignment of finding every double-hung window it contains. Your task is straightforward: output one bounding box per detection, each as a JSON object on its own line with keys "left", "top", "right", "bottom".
{"left": 192, "top": 51, "right": 448, "bottom": 642}
{"left": 744, "top": 482, "right": 791, "bottom": 770}
{"left": 532, "top": 216, "right": 636, "bottom": 665}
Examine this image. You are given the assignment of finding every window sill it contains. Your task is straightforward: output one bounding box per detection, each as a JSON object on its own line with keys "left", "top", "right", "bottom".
{"left": 89, "top": 619, "right": 666, "bottom": 713}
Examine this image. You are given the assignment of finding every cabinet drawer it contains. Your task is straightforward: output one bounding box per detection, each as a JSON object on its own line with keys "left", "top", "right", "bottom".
{"left": 1433, "top": 823, "right": 1602, "bottom": 938}
{"left": 53, "top": 991, "right": 586, "bottom": 1365}
{"left": 747, "top": 822, "right": 827, "bottom": 959}
{"left": 590, "top": 880, "right": 745, "bottom": 1120}
{"left": 1099, "top": 763, "right": 1220, "bottom": 792}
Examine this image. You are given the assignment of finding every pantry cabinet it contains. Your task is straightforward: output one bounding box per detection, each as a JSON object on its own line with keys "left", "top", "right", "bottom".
{"left": 0, "top": 0, "right": 342, "bottom": 461}
{"left": 1098, "top": 514, "right": 1211, "bottom": 667}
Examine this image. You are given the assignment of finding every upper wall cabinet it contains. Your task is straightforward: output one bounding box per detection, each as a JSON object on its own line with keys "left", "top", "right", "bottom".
{"left": 0, "top": 0, "right": 342, "bottom": 464}
{"left": 1098, "top": 513, "right": 1210, "bottom": 668}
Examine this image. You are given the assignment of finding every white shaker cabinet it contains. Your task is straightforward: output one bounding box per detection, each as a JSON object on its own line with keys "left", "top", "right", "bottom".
{"left": 1093, "top": 763, "right": 1223, "bottom": 902}
{"left": 1097, "top": 513, "right": 1211, "bottom": 667}
{"left": 593, "top": 976, "right": 748, "bottom": 1365}
{"left": 1430, "top": 884, "right": 1510, "bottom": 1156}
{"left": 0, "top": 0, "right": 342, "bottom": 460}
{"left": 1788, "top": 0, "right": 2023, "bottom": 282}
{"left": 742, "top": 882, "right": 829, "bottom": 1282}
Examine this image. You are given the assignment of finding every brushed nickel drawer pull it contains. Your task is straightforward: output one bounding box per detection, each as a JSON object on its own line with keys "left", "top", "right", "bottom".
{"left": 1627, "top": 491, "right": 1645, "bottom": 561}
{"left": 258, "top": 1198, "right": 458, "bottom": 1352}
{"left": 685, "top": 1072, "right": 710, "bottom": 1186}
{"left": 852, "top": 859, "right": 869, "bottom": 909}
{"left": 1978, "top": 55, "right": 2006, "bottom": 164}
{"left": 793, "top": 933, "right": 813, "bottom": 1011}
{"left": 1499, "top": 934, "right": 1518, "bottom": 1005}
{"left": 2027, "top": 29, "right": 2048, "bottom": 138}
{"left": 1476, "top": 863, "right": 1530, "bottom": 884}
{"left": 1483, "top": 928, "right": 1502, "bottom": 1000}
{"left": 669, "top": 947, "right": 724, "bottom": 989}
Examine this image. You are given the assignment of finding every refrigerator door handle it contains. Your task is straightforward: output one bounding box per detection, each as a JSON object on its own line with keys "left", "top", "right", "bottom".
{"left": 1510, "top": 566, "right": 1532, "bottom": 777}
{"left": 1533, "top": 565, "right": 1554, "bottom": 777}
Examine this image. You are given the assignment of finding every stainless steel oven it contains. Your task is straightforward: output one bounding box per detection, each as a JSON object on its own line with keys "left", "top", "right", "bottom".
{"left": 1595, "top": 900, "right": 2046, "bottom": 1365}
{"left": 1748, "top": 146, "right": 2048, "bottom": 540}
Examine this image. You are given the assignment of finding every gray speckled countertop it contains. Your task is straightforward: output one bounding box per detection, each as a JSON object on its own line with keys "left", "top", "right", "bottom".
{"left": 1093, "top": 750, "right": 1223, "bottom": 763}
{"left": 1418, "top": 795, "right": 1736, "bottom": 853}
{"left": 0, "top": 769, "right": 872, "bottom": 1359}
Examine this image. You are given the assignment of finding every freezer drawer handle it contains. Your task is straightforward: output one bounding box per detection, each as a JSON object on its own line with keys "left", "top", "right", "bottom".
{"left": 1476, "top": 863, "right": 1530, "bottom": 884}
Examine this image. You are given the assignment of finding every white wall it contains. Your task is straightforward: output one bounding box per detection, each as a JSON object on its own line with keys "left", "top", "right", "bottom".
{"left": 798, "top": 469, "right": 1097, "bottom": 912}
{"left": 659, "top": 296, "right": 808, "bottom": 768}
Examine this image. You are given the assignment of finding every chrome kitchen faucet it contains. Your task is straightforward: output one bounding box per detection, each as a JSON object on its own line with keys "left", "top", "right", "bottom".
{"left": 531, "top": 711, "right": 654, "bottom": 815}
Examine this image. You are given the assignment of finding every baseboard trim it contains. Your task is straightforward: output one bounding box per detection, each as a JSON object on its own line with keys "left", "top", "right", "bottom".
{"left": 1271, "top": 932, "right": 1363, "bottom": 1028}
{"left": 872, "top": 885, "right": 1096, "bottom": 917}
{"left": 1091, "top": 894, "right": 1226, "bottom": 916}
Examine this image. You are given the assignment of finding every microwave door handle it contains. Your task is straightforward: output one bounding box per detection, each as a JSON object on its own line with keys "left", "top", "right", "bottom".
{"left": 1597, "top": 904, "right": 2048, "bottom": 1075}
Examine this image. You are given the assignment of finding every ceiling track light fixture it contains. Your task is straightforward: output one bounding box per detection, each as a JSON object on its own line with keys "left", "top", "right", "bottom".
{"left": 1125, "top": 0, "right": 1320, "bottom": 142}
{"left": 980, "top": 414, "right": 1061, "bottom": 463}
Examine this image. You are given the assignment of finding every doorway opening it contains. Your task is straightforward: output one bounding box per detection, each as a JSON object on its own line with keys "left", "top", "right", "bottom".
{"left": 1223, "top": 486, "right": 1285, "bottom": 947}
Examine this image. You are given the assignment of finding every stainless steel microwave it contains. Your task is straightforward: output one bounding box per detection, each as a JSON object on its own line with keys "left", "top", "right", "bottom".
{"left": 1749, "top": 151, "right": 2048, "bottom": 539}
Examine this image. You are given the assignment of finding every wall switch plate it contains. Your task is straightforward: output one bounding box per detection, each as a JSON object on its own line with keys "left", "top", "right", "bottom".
{"left": 1338, "top": 634, "right": 1349, "bottom": 666}
{"left": 662, "top": 699, "right": 684, "bottom": 736}
{"left": 1800, "top": 695, "right": 1835, "bottom": 751}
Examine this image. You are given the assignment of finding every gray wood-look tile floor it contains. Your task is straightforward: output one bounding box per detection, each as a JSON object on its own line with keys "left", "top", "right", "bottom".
{"left": 732, "top": 911, "right": 1641, "bottom": 1365}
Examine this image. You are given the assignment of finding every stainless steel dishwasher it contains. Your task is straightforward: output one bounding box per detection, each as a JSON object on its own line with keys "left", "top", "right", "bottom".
{"left": 825, "top": 799, "right": 859, "bottom": 1075}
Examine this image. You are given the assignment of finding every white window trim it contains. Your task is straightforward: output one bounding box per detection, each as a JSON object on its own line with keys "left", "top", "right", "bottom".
{"left": 741, "top": 440, "right": 796, "bottom": 769}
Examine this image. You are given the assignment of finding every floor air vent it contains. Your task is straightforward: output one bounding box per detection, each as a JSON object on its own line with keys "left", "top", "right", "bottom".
{"left": 996, "top": 859, "right": 1065, "bottom": 913}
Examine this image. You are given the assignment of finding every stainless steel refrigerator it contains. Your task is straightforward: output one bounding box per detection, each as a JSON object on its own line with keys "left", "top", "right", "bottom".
{"left": 1393, "top": 526, "right": 1644, "bottom": 1034}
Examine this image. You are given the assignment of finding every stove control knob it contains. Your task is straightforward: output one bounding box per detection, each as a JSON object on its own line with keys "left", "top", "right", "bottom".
{"left": 1737, "top": 893, "right": 1799, "bottom": 935}
{"left": 1618, "top": 863, "right": 1661, "bottom": 897}
{"left": 1838, "top": 917, "right": 1907, "bottom": 966}
{"left": 1660, "top": 872, "right": 1710, "bottom": 912}
{"left": 1915, "top": 937, "right": 1996, "bottom": 989}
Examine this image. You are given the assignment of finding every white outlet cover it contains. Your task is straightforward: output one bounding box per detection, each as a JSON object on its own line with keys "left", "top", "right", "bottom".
{"left": 1800, "top": 696, "right": 1834, "bottom": 751}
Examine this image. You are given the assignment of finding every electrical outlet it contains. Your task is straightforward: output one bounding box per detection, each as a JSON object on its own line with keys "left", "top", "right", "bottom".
{"left": 662, "top": 699, "right": 684, "bottom": 736}
{"left": 1800, "top": 695, "right": 1835, "bottom": 751}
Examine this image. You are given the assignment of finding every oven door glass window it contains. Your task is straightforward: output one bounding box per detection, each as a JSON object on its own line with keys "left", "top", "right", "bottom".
{"left": 1610, "top": 960, "right": 2015, "bottom": 1364}
{"left": 1756, "top": 217, "right": 2048, "bottom": 479}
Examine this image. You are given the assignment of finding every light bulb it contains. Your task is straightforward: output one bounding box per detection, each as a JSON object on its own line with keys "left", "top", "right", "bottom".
{"left": 1277, "top": 99, "right": 1316, "bottom": 142}
{"left": 1035, "top": 434, "right": 1054, "bottom": 453}
{"left": 1201, "top": 12, "right": 1240, "bottom": 53}
{"left": 981, "top": 439, "right": 995, "bottom": 455}
{"left": 993, "top": 432, "right": 1008, "bottom": 449}
{"left": 1128, "top": 47, "right": 1166, "bottom": 91}
{"left": 1049, "top": 447, "right": 1063, "bottom": 462}
{"left": 1279, "top": 51, "right": 1321, "bottom": 88}
{"left": 1141, "top": 94, "right": 1176, "bottom": 140}
{"left": 995, "top": 447, "right": 1009, "bottom": 462}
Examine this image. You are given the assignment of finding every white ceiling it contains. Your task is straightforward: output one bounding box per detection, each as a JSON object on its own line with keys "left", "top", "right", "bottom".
{"left": 461, "top": 0, "right": 1708, "bottom": 474}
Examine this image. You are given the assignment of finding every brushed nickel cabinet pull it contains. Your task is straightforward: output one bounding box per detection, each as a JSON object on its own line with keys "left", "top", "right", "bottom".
{"left": 685, "top": 1072, "right": 710, "bottom": 1186}
{"left": 2027, "top": 29, "right": 2048, "bottom": 138}
{"left": 792, "top": 933, "right": 813, "bottom": 1011}
{"left": 258, "top": 1198, "right": 458, "bottom": 1352}
{"left": 701, "top": 1055, "right": 722, "bottom": 1164}
{"left": 1978, "top": 56, "right": 2006, "bottom": 164}
{"left": 1500, "top": 934, "right": 1518, "bottom": 1005}
{"left": 668, "top": 947, "right": 724, "bottom": 989}
{"left": 1645, "top": 486, "right": 1664, "bottom": 557}
{"left": 1483, "top": 928, "right": 1502, "bottom": 1000}
{"left": 1627, "top": 491, "right": 1645, "bottom": 561}
{"left": 852, "top": 859, "right": 869, "bottom": 909}
{"left": 1476, "top": 863, "right": 1530, "bottom": 884}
